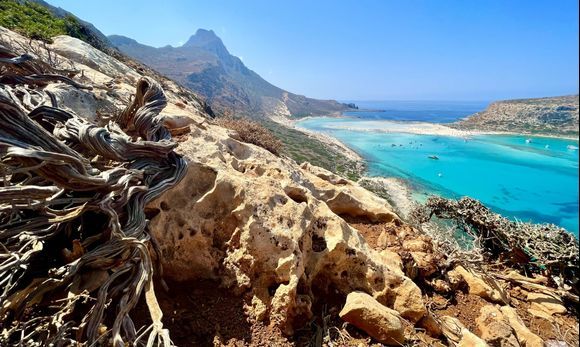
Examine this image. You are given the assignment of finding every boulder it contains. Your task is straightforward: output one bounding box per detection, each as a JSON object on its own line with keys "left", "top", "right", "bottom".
{"left": 475, "top": 305, "right": 519, "bottom": 347}
{"left": 448, "top": 265, "right": 510, "bottom": 304}
{"left": 339, "top": 292, "right": 405, "bottom": 346}
{"left": 500, "top": 306, "right": 544, "bottom": 347}
{"left": 527, "top": 293, "right": 566, "bottom": 316}
{"left": 392, "top": 278, "right": 427, "bottom": 322}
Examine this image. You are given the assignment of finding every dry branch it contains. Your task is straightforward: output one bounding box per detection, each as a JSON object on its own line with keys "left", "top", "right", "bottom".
{"left": 0, "top": 44, "right": 185, "bottom": 346}
{"left": 411, "top": 196, "right": 579, "bottom": 291}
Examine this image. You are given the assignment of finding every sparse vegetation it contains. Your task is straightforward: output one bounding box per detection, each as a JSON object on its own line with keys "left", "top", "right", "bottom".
{"left": 263, "top": 120, "right": 363, "bottom": 180}
{"left": 217, "top": 116, "right": 283, "bottom": 155}
{"left": 0, "top": 0, "right": 88, "bottom": 43}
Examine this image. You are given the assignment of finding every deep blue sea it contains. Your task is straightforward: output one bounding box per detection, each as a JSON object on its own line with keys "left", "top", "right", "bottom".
{"left": 297, "top": 101, "right": 580, "bottom": 235}
{"left": 344, "top": 100, "right": 490, "bottom": 123}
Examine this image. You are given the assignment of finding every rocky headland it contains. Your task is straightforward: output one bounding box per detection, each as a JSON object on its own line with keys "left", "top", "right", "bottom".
{"left": 453, "top": 95, "right": 579, "bottom": 138}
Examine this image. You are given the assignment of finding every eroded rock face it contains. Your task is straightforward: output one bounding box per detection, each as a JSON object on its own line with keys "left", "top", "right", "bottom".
{"left": 147, "top": 124, "right": 426, "bottom": 331}
{"left": 339, "top": 292, "right": 405, "bottom": 346}
{"left": 0, "top": 28, "right": 426, "bottom": 335}
{"left": 448, "top": 265, "right": 510, "bottom": 304}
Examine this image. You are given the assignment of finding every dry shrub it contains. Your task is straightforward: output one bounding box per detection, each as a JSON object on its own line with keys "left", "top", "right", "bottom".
{"left": 217, "top": 116, "right": 282, "bottom": 155}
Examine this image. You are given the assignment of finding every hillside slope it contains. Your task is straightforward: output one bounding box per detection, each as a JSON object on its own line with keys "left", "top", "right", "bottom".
{"left": 454, "top": 95, "right": 579, "bottom": 137}
{"left": 109, "top": 30, "right": 353, "bottom": 118}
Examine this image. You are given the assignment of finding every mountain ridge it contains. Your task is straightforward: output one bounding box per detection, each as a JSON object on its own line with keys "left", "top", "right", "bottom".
{"left": 109, "top": 31, "right": 354, "bottom": 118}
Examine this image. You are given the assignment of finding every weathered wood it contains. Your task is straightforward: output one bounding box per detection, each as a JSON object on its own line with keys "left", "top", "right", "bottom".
{"left": 0, "top": 45, "right": 184, "bottom": 346}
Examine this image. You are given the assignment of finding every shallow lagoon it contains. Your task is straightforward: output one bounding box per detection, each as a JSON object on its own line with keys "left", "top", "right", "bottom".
{"left": 297, "top": 117, "right": 579, "bottom": 234}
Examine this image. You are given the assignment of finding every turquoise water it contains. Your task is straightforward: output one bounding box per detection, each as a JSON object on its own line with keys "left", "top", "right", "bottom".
{"left": 297, "top": 117, "right": 579, "bottom": 235}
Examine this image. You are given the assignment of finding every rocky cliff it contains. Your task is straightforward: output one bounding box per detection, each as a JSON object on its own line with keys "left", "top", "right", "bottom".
{"left": 454, "top": 95, "right": 579, "bottom": 137}
{"left": 109, "top": 30, "right": 354, "bottom": 119}
{"left": 0, "top": 26, "right": 578, "bottom": 346}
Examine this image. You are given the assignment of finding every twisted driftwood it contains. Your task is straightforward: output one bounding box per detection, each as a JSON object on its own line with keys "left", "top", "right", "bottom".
{"left": 412, "top": 196, "right": 579, "bottom": 291}
{"left": 0, "top": 44, "right": 185, "bottom": 346}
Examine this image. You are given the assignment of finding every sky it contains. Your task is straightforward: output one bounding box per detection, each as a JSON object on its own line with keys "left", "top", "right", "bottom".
{"left": 48, "top": 0, "right": 579, "bottom": 101}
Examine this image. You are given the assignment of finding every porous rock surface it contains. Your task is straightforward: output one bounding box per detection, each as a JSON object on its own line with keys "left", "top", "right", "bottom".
{"left": 1, "top": 28, "right": 426, "bottom": 334}
{"left": 148, "top": 120, "right": 425, "bottom": 330}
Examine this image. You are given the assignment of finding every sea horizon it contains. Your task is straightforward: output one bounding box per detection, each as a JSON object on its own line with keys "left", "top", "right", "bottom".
{"left": 339, "top": 100, "right": 491, "bottom": 123}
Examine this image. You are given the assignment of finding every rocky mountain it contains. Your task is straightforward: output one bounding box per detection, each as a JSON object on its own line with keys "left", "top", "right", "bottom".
{"left": 454, "top": 95, "right": 579, "bottom": 137}
{"left": 109, "top": 30, "right": 353, "bottom": 118}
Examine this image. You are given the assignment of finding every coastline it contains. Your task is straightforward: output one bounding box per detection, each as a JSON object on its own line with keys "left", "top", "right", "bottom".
{"left": 275, "top": 113, "right": 579, "bottom": 221}
{"left": 292, "top": 115, "right": 580, "bottom": 141}
{"left": 270, "top": 115, "right": 426, "bottom": 218}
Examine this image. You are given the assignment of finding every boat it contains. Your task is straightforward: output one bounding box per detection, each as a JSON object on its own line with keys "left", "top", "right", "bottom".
{"left": 428, "top": 155, "right": 439, "bottom": 160}
{"left": 567, "top": 145, "right": 579, "bottom": 150}
{"left": 525, "top": 138, "right": 532, "bottom": 144}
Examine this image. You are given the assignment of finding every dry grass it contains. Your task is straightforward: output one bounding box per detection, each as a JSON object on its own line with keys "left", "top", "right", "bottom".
{"left": 217, "top": 116, "right": 283, "bottom": 155}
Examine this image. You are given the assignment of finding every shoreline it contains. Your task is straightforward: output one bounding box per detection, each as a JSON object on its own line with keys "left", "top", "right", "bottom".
{"left": 273, "top": 114, "right": 579, "bottom": 220}
{"left": 294, "top": 115, "right": 580, "bottom": 141}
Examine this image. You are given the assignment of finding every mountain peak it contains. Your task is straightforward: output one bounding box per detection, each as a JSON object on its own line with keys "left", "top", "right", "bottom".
{"left": 183, "top": 29, "right": 221, "bottom": 48}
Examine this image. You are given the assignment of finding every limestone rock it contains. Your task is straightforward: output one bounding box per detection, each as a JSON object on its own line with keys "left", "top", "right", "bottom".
{"left": 43, "top": 84, "right": 101, "bottom": 121}
{"left": 300, "top": 162, "right": 400, "bottom": 223}
{"left": 339, "top": 292, "right": 405, "bottom": 346}
{"left": 475, "top": 305, "right": 519, "bottom": 347}
{"left": 379, "top": 249, "right": 404, "bottom": 276}
{"left": 527, "top": 293, "right": 566, "bottom": 316}
{"left": 448, "top": 265, "right": 510, "bottom": 304}
{"left": 500, "top": 306, "right": 544, "bottom": 347}
{"left": 392, "top": 278, "right": 427, "bottom": 322}
{"left": 440, "top": 316, "right": 489, "bottom": 347}
{"left": 146, "top": 129, "right": 427, "bottom": 330}
{"left": 527, "top": 308, "right": 555, "bottom": 322}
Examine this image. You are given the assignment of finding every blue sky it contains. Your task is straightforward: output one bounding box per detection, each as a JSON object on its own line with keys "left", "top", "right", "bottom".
{"left": 48, "top": 0, "right": 579, "bottom": 101}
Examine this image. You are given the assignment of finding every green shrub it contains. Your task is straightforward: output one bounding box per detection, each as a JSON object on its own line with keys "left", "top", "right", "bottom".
{"left": 0, "top": 0, "right": 84, "bottom": 43}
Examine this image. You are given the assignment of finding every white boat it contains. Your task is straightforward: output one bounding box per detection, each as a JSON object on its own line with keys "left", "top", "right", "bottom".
{"left": 567, "top": 145, "right": 579, "bottom": 150}
{"left": 525, "top": 138, "right": 532, "bottom": 144}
